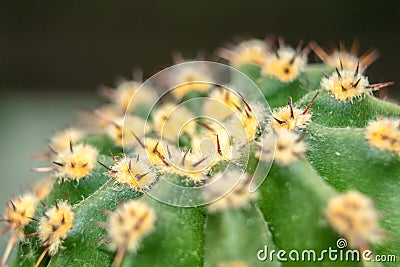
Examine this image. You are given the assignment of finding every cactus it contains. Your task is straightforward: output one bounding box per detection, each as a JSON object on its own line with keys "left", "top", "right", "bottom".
{"left": 1, "top": 38, "right": 400, "bottom": 267}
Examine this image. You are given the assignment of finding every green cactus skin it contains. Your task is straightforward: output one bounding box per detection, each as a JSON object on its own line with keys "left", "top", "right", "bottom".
{"left": 4, "top": 39, "right": 400, "bottom": 267}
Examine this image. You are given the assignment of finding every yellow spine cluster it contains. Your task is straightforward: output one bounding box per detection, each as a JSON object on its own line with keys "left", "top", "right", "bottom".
{"left": 326, "top": 191, "right": 383, "bottom": 248}
{"left": 365, "top": 118, "right": 400, "bottom": 154}
{"left": 53, "top": 143, "right": 99, "bottom": 180}
{"left": 38, "top": 201, "right": 74, "bottom": 255}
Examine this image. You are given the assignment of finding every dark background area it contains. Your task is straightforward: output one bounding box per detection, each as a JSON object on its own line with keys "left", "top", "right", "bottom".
{"left": 0, "top": 0, "right": 399, "bottom": 97}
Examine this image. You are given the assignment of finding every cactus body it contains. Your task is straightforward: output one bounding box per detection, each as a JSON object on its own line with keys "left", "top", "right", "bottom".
{"left": 2, "top": 39, "right": 400, "bottom": 267}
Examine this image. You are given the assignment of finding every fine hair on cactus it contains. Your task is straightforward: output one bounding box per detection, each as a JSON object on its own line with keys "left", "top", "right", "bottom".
{"left": 1, "top": 32, "right": 400, "bottom": 267}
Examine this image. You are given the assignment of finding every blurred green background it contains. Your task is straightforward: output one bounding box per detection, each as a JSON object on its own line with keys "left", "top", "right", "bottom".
{"left": 0, "top": 0, "right": 399, "bottom": 251}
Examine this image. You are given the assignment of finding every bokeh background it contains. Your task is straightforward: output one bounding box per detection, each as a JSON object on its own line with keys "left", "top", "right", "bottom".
{"left": 0, "top": 0, "right": 399, "bottom": 251}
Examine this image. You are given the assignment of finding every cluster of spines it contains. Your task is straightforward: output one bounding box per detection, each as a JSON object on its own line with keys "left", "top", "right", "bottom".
{"left": 261, "top": 38, "right": 309, "bottom": 82}
{"left": 156, "top": 146, "right": 210, "bottom": 183}
{"left": 36, "top": 200, "right": 75, "bottom": 257}
{"left": 49, "top": 128, "right": 86, "bottom": 155}
{"left": 99, "top": 200, "right": 156, "bottom": 267}
{"left": 254, "top": 93, "right": 319, "bottom": 167}
{"left": 32, "top": 140, "right": 99, "bottom": 181}
{"left": 152, "top": 103, "right": 196, "bottom": 141}
{"left": 0, "top": 193, "right": 39, "bottom": 267}
{"left": 218, "top": 38, "right": 270, "bottom": 68}
{"left": 202, "top": 170, "right": 257, "bottom": 212}
{"left": 105, "top": 115, "right": 147, "bottom": 147}
{"left": 220, "top": 37, "right": 309, "bottom": 82}
{"left": 100, "top": 73, "right": 158, "bottom": 113}
{"left": 321, "top": 60, "right": 393, "bottom": 102}
{"left": 257, "top": 129, "right": 307, "bottom": 166}
{"left": 365, "top": 117, "right": 400, "bottom": 155}
{"left": 202, "top": 87, "right": 242, "bottom": 121}
{"left": 0, "top": 174, "right": 57, "bottom": 267}
{"left": 326, "top": 191, "right": 383, "bottom": 250}
{"left": 10, "top": 198, "right": 76, "bottom": 267}
{"left": 271, "top": 92, "right": 318, "bottom": 131}
{"left": 99, "top": 156, "right": 156, "bottom": 191}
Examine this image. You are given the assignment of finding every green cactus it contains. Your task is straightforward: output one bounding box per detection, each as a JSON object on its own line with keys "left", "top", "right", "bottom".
{"left": 1, "top": 38, "right": 400, "bottom": 267}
